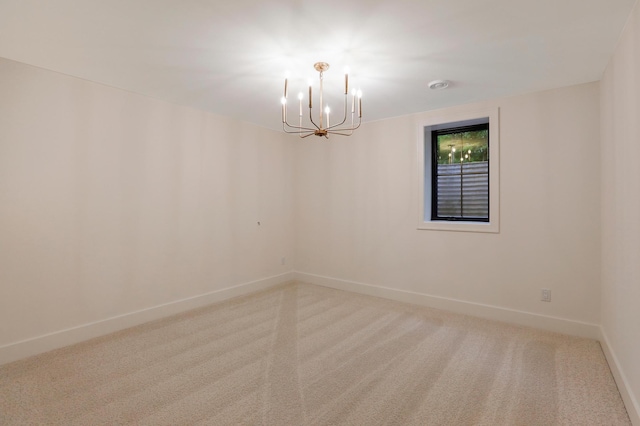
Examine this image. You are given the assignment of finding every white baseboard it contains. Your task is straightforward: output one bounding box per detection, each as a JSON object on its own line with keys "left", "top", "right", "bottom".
{"left": 294, "top": 272, "right": 600, "bottom": 339}
{"left": 599, "top": 327, "right": 640, "bottom": 425}
{"left": 0, "top": 272, "right": 294, "bottom": 366}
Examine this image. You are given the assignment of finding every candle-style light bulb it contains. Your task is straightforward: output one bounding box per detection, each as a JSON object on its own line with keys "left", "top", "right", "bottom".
{"left": 281, "top": 96, "right": 287, "bottom": 122}
{"left": 325, "top": 106, "right": 330, "bottom": 128}
{"left": 351, "top": 88, "right": 356, "bottom": 113}
{"left": 357, "top": 90, "right": 362, "bottom": 118}
{"left": 344, "top": 66, "right": 350, "bottom": 95}
{"left": 298, "top": 92, "right": 303, "bottom": 116}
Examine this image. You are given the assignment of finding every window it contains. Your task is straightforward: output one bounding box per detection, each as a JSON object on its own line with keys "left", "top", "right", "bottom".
{"left": 431, "top": 123, "right": 489, "bottom": 222}
{"left": 417, "top": 107, "right": 499, "bottom": 233}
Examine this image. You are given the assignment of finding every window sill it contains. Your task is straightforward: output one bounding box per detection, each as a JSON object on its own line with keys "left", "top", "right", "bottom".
{"left": 418, "top": 220, "right": 499, "bottom": 233}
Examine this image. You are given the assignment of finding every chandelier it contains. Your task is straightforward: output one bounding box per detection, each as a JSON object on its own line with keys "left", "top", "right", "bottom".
{"left": 281, "top": 62, "right": 362, "bottom": 138}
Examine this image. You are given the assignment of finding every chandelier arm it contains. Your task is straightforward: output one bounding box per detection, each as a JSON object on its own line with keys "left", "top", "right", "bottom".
{"left": 326, "top": 93, "right": 349, "bottom": 130}
{"left": 283, "top": 106, "right": 317, "bottom": 131}
{"left": 329, "top": 116, "right": 361, "bottom": 131}
{"left": 287, "top": 129, "right": 315, "bottom": 138}
{"left": 325, "top": 131, "right": 355, "bottom": 136}
{"left": 283, "top": 120, "right": 316, "bottom": 132}
{"left": 327, "top": 126, "right": 361, "bottom": 136}
{"left": 307, "top": 107, "right": 321, "bottom": 130}
{"left": 326, "top": 117, "right": 362, "bottom": 135}
{"left": 283, "top": 109, "right": 316, "bottom": 131}
{"left": 282, "top": 126, "right": 314, "bottom": 136}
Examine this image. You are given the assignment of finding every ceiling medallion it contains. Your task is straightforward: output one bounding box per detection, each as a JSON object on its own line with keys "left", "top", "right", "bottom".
{"left": 281, "top": 62, "right": 362, "bottom": 138}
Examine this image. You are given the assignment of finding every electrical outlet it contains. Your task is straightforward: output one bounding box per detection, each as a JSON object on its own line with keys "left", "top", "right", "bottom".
{"left": 541, "top": 288, "right": 551, "bottom": 302}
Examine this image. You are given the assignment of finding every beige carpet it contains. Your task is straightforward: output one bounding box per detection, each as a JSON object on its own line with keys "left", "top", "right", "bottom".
{"left": 0, "top": 281, "right": 631, "bottom": 425}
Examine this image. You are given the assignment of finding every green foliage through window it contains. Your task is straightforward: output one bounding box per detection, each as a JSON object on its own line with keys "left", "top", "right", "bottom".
{"left": 435, "top": 129, "right": 488, "bottom": 165}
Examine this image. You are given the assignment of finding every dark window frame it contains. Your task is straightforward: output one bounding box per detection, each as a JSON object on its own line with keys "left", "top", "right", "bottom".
{"left": 430, "top": 123, "right": 490, "bottom": 222}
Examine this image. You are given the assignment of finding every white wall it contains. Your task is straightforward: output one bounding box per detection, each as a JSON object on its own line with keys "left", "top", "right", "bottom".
{"left": 0, "top": 58, "right": 294, "bottom": 362}
{"left": 295, "top": 82, "right": 602, "bottom": 332}
{"left": 600, "top": 0, "right": 640, "bottom": 422}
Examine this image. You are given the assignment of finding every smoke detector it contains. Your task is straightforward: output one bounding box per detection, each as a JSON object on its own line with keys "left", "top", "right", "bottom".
{"left": 428, "top": 80, "right": 450, "bottom": 90}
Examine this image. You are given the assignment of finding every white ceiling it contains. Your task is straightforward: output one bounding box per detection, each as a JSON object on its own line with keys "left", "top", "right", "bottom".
{"left": 0, "top": 0, "right": 636, "bottom": 131}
